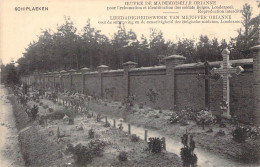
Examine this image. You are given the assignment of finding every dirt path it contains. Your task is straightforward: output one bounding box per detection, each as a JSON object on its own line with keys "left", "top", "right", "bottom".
{"left": 0, "top": 85, "right": 24, "bottom": 167}
{"left": 6, "top": 90, "right": 182, "bottom": 167}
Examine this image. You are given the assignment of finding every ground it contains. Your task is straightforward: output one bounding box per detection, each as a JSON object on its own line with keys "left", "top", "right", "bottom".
{"left": 0, "top": 86, "right": 24, "bottom": 167}
{"left": 7, "top": 89, "right": 182, "bottom": 167}
{"left": 89, "top": 99, "right": 260, "bottom": 165}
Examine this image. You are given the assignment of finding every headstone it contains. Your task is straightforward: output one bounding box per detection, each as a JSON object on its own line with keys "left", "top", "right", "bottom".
{"left": 211, "top": 48, "right": 244, "bottom": 118}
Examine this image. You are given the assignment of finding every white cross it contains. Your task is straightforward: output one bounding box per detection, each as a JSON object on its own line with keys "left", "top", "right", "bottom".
{"left": 211, "top": 48, "right": 244, "bottom": 118}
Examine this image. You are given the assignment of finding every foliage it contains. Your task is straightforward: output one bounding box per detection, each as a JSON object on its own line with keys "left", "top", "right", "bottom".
{"left": 0, "top": 62, "right": 20, "bottom": 86}
{"left": 195, "top": 110, "right": 216, "bottom": 126}
{"left": 148, "top": 137, "right": 163, "bottom": 153}
{"left": 88, "top": 139, "right": 107, "bottom": 156}
{"left": 67, "top": 139, "right": 107, "bottom": 165}
{"left": 232, "top": 125, "right": 248, "bottom": 143}
{"left": 232, "top": 125, "right": 260, "bottom": 142}
{"left": 123, "top": 95, "right": 135, "bottom": 112}
{"left": 88, "top": 128, "right": 95, "bottom": 139}
{"left": 118, "top": 151, "right": 128, "bottom": 161}
{"left": 180, "top": 133, "right": 197, "bottom": 167}
{"left": 30, "top": 105, "right": 39, "bottom": 121}
{"left": 15, "top": 12, "right": 258, "bottom": 76}
{"left": 146, "top": 89, "right": 159, "bottom": 104}
{"left": 48, "top": 108, "right": 54, "bottom": 113}
{"left": 168, "top": 108, "right": 196, "bottom": 124}
{"left": 46, "top": 111, "right": 65, "bottom": 120}
{"left": 130, "top": 134, "right": 140, "bottom": 142}
{"left": 43, "top": 104, "right": 49, "bottom": 109}
{"left": 230, "top": 3, "right": 259, "bottom": 60}
{"left": 72, "top": 144, "right": 93, "bottom": 165}
{"left": 103, "top": 121, "right": 111, "bottom": 127}
{"left": 168, "top": 109, "right": 216, "bottom": 128}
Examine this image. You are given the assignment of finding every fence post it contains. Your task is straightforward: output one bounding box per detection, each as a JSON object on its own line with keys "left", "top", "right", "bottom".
{"left": 128, "top": 124, "right": 131, "bottom": 134}
{"left": 161, "top": 137, "right": 166, "bottom": 150}
{"left": 113, "top": 119, "right": 116, "bottom": 127}
{"left": 105, "top": 116, "right": 108, "bottom": 124}
{"left": 144, "top": 130, "right": 148, "bottom": 142}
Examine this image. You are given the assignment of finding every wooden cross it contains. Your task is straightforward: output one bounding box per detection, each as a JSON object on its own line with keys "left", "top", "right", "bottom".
{"left": 211, "top": 48, "right": 244, "bottom": 118}
{"left": 197, "top": 61, "right": 220, "bottom": 109}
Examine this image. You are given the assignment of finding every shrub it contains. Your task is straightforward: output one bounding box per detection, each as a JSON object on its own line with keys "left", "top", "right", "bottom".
{"left": 88, "top": 128, "right": 95, "bottom": 139}
{"left": 67, "top": 140, "right": 107, "bottom": 165}
{"left": 180, "top": 133, "right": 197, "bottom": 167}
{"left": 195, "top": 110, "right": 216, "bottom": 127}
{"left": 118, "top": 151, "right": 128, "bottom": 161}
{"left": 68, "top": 117, "right": 74, "bottom": 125}
{"left": 180, "top": 147, "right": 197, "bottom": 166}
{"left": 48, "top": 108, "right": 54, "bottom": 113}
{"left": 103, "top": 122, "right": 111, "bottom": 127}
{"left": 31, "top": 105, "right": 39, "bottom": 121}
{"left": 87, "top": 113, "right": 92, "bottom": 118}
{"left": 73, "top": 144, "right": 93, "bottom": 165}
{"left": 96, "top": 114, "right": 101, "bottom": 122}
{"left": 130, "top": 134, "right": 140, "bottom": 142}
{"left": 148, "top": 137, "right": 163, "bottom": 153}
{"left": 88, "top": 139, "right": 107, "bottom": 156}
{"left": 39, "top": 102, "right": 43, "bottom": 106}
{"left": 168, "top": 108, "right": 197, "bottom": 124}
{"left": 43, "top": 104, "right": 49, "bottom": 109}
{"left": 139, "top": 103, "right": 144, "bottom": 109}
{"left": 65, "top": 143, "right": 74, "bottom": 154}
{"left": 232, "top": 125, "right": 248, "bottom": 143}
{"left": 46, "top": 111, "right": 65, "bottom": 120}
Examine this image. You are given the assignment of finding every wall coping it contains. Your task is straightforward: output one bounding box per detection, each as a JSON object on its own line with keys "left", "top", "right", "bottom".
{"left": 130, "top": 65, "right": 166, "bottom": 72}
{"left": 165, "top": 55, "right": 186, "bottom": 60}
{"left": 122, "top": 61, "right": 138, "bottom": 66}
{"left": 103, "top": 69, "right": 124, "bottom": 73}
{"left": 175, "top": 58, "right": 253, "bottom": 70}
{"left": 38, "top": 58, "right": 253, "bottom": 75}
{"left": 85, "top": 71, "right": 99, "bottom": 75}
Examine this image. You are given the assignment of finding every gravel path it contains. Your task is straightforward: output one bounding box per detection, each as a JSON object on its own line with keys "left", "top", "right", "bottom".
{"left": 0, "top": 85, "right": 24, "bottom": 167}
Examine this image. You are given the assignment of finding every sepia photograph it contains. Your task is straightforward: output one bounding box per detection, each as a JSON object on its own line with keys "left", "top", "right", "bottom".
{"left": 0, "top": 0, "right": 260, "bottom": 166}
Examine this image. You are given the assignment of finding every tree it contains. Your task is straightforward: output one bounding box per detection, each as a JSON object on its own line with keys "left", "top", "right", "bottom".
{"left": 230, "top": 4, "right": 259, "bottom": 59}
{"left": 1, "top": 61, "right": 20, "bottom": 86}
{"left": 176, "top": 38, "right": 196, "bottom": 63}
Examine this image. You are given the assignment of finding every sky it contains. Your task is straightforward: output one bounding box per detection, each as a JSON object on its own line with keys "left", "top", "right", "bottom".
{"left": 0, "top": 0, "right": 259, "bottom": 65}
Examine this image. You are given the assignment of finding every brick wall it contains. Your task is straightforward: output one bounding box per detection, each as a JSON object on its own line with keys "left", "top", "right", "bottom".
{"left": 84, "top": 73, "right": 99, "bottom": 96}
{"left": 129, "top": 67, "right": 169, "bottom": 109}
{"left": 24, "top": 58, "right": 255, "bottom": 123}
{"left": 175, "top": 67, "right": 205, "bottom": 110}
{"left": 102, "top": 70, "right": 124, "bottom": 101}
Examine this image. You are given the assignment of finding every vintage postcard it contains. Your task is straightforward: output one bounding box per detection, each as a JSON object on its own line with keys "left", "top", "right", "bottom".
{"left": 0, "top": 0, "right": 260, "bottom": 166}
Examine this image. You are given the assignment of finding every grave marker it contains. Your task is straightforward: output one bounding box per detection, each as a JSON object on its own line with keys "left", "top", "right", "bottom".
{"left": 211, "top": 48, "right": 244, "bottom": 118}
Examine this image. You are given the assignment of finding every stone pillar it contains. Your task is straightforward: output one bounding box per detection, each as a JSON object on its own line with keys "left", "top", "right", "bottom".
{"left": 122, "top": 61, "right": 137, "bottom": 98}
{"left": 250, "top": 44, "right": 260, "bottom": 125}
{"left": 81, "top": 67, "right": 90, "bottom": 94}
{"left": 97, "top": 65, "right": 109, "bottom": 98}
{"left": 164, "top": 55, "right": 186, "bottom": 108}
{"left": 69, "top": 69, "right": 76, "bottom": 92}
{"left": 60, "top": 70, "right": 67, "bottom": 92}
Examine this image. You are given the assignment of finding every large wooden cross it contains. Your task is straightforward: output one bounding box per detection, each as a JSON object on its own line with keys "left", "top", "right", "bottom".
{"left": 211, "top": 48, "right": 244, "bottom": 118}
{"left": 197, "top": 61, "right": 220, "bottom": 109}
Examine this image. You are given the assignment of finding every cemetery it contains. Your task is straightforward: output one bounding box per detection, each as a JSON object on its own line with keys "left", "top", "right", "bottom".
{"left": 5, "top": 46, "right": 257, "bottom": 166}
